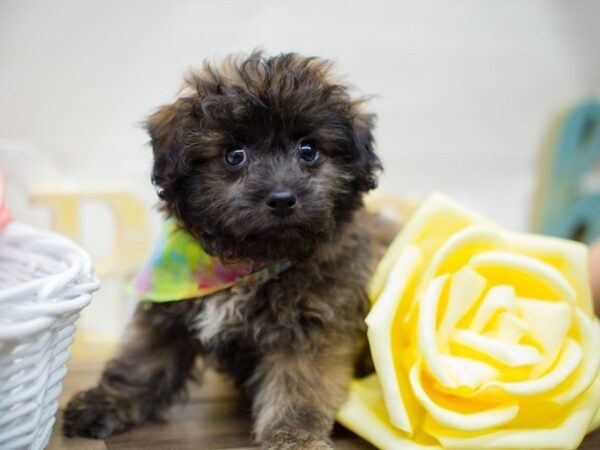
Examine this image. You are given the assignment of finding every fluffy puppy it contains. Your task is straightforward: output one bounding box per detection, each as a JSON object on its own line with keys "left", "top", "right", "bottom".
{"left": 63, "top": 51, "right": 397, "bottom": 449}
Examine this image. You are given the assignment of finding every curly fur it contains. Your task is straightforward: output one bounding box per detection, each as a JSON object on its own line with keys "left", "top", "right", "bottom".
{"left": 63, "top": 51, "right": 397, "bottom": 449}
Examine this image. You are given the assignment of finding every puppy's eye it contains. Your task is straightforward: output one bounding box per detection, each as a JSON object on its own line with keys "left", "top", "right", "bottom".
{"left": 298, "top": 142, "right": 320, "bottom": 163}
{"left": 224, "top": 148, "right": 247, "bottom": 167}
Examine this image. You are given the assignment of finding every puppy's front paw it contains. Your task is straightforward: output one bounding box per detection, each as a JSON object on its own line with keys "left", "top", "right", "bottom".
{"left": 63, "top": 388, "right": 129, "bottom": 439}
{"left": 262, "top": 430, "right": 333, "bottom": 450}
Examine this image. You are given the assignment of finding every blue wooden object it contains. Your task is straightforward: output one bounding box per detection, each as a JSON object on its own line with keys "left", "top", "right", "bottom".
{"left": 535, "top": 100, "right": 600, "bottom": 244}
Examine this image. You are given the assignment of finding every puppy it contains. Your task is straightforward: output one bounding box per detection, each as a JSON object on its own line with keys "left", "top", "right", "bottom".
{"left": 63, "top": 51, "right": 397, "bottom": 449}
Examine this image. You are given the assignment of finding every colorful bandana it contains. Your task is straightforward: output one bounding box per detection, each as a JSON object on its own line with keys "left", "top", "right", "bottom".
{"left": 134, "top": 220, "right": 292, "bottom": 303}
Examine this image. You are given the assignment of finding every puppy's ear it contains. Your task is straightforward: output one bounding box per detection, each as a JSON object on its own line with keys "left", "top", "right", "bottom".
{"left": 352, "top": 112, "right": 382, "bottom": 192}
{"left": 146, "top": 99, "right": 192, "bottom": 202}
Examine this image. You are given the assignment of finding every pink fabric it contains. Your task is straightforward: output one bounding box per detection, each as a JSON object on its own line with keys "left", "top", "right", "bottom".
{"left": 0, "top": 171, "right": 12, "bottom": 229}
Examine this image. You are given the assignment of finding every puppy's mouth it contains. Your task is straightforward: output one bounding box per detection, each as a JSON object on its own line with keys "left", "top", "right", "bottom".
{"left": 243, "top": 223, "right": 315, "bottom": 246}
{"left": 258, "top": 216, "right": 333, "bottom": 241}
{"left": 234, "top": 209, "right": 332, "bottom": 238}
{"left": 225, "top": 222, "right": 330, "bottom": 262}
{"left": 190, "top": 206, "right": 336, "bottom": 262}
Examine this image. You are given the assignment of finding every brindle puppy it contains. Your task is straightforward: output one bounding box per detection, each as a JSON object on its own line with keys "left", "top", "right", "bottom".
{"left": 63, "top": 52, "right": 398, "bottom": 449}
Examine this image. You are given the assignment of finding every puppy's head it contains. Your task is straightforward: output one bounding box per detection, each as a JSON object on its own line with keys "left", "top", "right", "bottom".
{"left": 147, "top": 51, "right": 381, "bottom": 262}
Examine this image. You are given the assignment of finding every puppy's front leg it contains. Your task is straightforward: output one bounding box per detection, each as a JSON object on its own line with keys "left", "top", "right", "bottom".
{"left": 252, "top": 341, "right": 356, "bottom": 450}
{"left": 63, "top": 303, "right": 200, "bottom": 438}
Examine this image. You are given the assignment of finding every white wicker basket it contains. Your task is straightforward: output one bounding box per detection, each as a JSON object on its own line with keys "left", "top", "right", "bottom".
{"left": 0, "top": 222, "right": 99, "bottom": 450}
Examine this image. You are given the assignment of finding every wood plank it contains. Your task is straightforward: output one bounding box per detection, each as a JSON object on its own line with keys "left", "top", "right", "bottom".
{"left": 106, "top": 400, "right": 252, "bottom": 449}
{"left": 334, "top": 439, "right": 377, "bottom": 450}
{"left": 580, "top": 430, "right": 600, "bottom": 449}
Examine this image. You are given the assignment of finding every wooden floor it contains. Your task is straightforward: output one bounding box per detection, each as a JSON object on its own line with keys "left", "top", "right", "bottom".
{"left": 48, "top": 344, "right": 600, "bottom": 450}
{"left": 47, "top": 347, "right": 375, "bottom": 450}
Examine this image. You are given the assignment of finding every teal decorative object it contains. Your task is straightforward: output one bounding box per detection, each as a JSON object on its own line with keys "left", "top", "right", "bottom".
{"left": 533, "top": 100, "right": 600, "bottom": 244}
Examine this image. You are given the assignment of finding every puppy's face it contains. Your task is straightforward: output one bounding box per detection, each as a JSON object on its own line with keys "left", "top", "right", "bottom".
{"left": 148, "top": 52, "right": 380, "bottom": 262}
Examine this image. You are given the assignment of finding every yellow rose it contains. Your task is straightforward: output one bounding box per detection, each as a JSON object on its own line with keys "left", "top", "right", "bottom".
{"left": 338, "top": 193, "right": 600, "bottom": 450}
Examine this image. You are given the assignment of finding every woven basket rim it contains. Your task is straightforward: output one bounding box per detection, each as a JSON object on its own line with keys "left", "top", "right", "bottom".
{"left": 0, "top": 221, "right": 100, "bottom": 340}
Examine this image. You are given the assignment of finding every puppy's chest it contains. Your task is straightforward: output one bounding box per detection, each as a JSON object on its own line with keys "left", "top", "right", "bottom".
{"left": 192, "top": 282, "right": 259, "bottom": 346}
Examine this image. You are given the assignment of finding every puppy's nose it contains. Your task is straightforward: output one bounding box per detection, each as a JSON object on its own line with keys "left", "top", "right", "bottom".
{"left": 266, "top": 190, "right": 297, "bottom": 217}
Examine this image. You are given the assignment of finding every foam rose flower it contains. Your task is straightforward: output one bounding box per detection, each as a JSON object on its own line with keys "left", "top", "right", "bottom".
{"left": 338, "top": 194, "right": 600, "bottom": 450}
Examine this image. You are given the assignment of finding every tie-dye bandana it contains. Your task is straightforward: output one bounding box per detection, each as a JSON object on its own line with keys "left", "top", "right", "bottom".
{"left": 134, "top": 220, "right": 292, "bottom": 303}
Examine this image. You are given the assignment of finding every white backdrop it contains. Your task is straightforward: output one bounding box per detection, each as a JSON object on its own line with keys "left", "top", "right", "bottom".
{"left": 1, "top": 0, "right": 599, "bottom": 334}
{"left": 2, "top": 0, "right": 600, "bottom": 228}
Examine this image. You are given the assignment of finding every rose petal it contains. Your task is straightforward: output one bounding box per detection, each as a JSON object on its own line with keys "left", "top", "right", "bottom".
{"left": 469, "top": 251, "right": 576, "bottom": 304}
{"left": 506, "top": 230, "right": 594, "bottom": 316}
{"left": 369, "top": 235, "right": 415, "bottom": 303}
{"left": 440, "top": 355, "right": 499, "bottom": 389}
{"left": 475, "top": 338, "right": 582, "bottom": 396}
{"left": 428, "top": 374, "right": 600, "bottom": 450}
{"left": 423, "top": 224, "right": 502, "bottom": 288}
{"left": 366, "top": 245, "right": 423, "bottom": 433}
{"left": 516, "top": 297, "right": 574, "bottom": 377}
{"left": 409, "top": 361, "right": 519, "bottom": 432}
{"left": 418, "top": 275, "right": 456, "bottom": 387}
{"left": 553, "top": 310, "right": 600, "bottom": 404}
{"left": 485, "top": 312, "right": 528, "bottom": 343}
{"left": 451, "top": 329, "right": 542, "bottom": 367}
{"left": 438, "top": 267, "right": 487, "bottom": 349}
{"left": 469, "top": 285, "right": 517, "bottom": 332}
{"left": 589, "top": 407, "right": 600, "bottom": 434}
